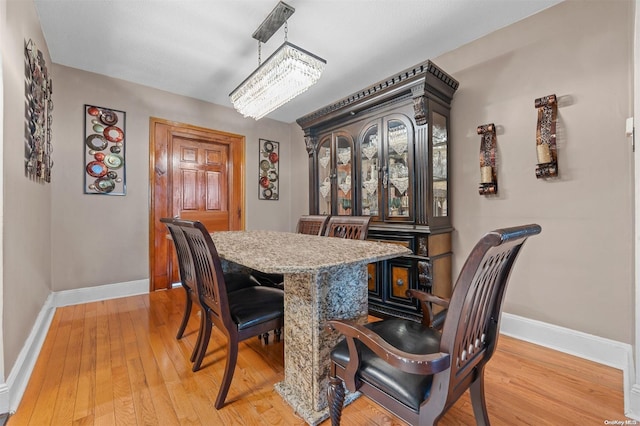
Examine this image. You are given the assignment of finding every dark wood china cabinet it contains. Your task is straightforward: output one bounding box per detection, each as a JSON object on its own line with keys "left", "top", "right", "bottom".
{"left": 297, "top": 60, "right": 459, "bottom": 321}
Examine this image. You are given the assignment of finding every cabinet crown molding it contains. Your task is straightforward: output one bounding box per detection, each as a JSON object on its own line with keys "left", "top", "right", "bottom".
{"left": 296, "top": 60, "right": 459, "bottom": 130}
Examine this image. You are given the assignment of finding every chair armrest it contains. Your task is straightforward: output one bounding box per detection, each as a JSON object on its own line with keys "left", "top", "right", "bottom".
{"left": 326, "top": 319, "right": 450, "bottom": 376}
{"left": 406, "top": 289, "right": 450, "bottom": 328}
{"left": 407, "top": 289, "right": 450, "bottom": 308}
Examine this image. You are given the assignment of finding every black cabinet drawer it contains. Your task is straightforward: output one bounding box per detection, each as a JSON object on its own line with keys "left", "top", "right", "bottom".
{"left": 367, "top": 231, "right": 415, "bottom": 254}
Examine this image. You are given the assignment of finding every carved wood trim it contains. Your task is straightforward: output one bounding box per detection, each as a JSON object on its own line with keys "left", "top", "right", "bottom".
{"left": 304, "top": 134, "right": 318, "bottom": 156}
{"left": 297, "top": 60, "right": 459, "bottom": 130}
{"left": 411, "top": 84, "right": 428, "bottom": 126}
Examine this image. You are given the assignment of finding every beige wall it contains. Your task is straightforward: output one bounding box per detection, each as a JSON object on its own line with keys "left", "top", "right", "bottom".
{"left": 2, "top": 0, "right": 54, "bottom": 375}
{"left": 434, "top": 0, "right": 634, "bottom": 343}
{"left": 50, "top": 65, "right": 296, "bottom": 292}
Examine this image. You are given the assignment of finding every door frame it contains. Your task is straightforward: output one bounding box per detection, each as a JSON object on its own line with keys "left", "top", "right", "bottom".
{"left": 148, "top": 117, "right": 245, "bottom": 291}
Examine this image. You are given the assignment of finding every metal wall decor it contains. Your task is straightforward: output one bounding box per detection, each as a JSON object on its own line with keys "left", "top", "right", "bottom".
{"left": 84, "top": 105, "right": 126, "bottom": 195}
{"left": 477, "top": 123, "right": 497, "bottom": 195}
{"left": 259, "top": 139, "right": 279, "bottom": 200}
{"left": 24, "top": 39, "right": 53, "bottom": 183}
{"left": 534, "top": 94, "right": 558, "bottom": 178}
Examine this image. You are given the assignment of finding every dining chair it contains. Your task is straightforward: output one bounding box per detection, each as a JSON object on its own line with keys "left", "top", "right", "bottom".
{"left": 296, "top": 214, "right": 330, "bottom": 236}
{"left": 161, "top": 218, "right": 262, "bottom": 361}
{"left": 324, "top": 215, "right": 371, "bottom": 240}
{"left": 326, "top": 224, "right": 541, "bottom": 425}
{"left": 177, "top": 219, "right": 285, "bottom": 408}
{"left": 160, "top": 217, "right": 199, "bottom": 343}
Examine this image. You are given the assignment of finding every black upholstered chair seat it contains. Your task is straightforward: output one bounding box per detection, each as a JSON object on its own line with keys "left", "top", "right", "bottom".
{"left": 224, "top": 272, "right": 262, "bottom": 293}
{"left": 249, "top": 270, "right": 284, "bottom": 289}
{"left": 228, "top": 286, "right": 284, "bottom": 330}
{"left": 330, "top": 319, "right": 440, "bottom": 411}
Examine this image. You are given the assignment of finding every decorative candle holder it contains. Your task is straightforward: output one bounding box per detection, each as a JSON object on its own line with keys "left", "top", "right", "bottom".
{"left": 477, "top": 123, "right": 497, "bottom": 195}
{"left": 534, "top": 94, "right": 558, "bottom": 178}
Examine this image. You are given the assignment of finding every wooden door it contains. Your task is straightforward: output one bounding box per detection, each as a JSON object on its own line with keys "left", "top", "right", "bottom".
{"left": 149, "top": 118, "right": 245, "bottom": 291}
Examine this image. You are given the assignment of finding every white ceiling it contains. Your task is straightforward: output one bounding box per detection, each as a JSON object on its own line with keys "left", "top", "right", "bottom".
{"left": 34, "top": 0, "right": 563, "bottom": 124}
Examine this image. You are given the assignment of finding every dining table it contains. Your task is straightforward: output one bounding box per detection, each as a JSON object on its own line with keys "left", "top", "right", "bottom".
{"left": 209, "top": 230, "right": 412, "bottom": 425}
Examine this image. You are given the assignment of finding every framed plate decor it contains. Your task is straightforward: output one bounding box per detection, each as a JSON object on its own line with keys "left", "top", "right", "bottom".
{"left": 84, "top": 104, "right": 126, "bottom": 195}
{"left": 259, "top": 139, "right": 279, "bottom": 200}
{"left": 24, "top": 39, "right": 53, "bottom": 183}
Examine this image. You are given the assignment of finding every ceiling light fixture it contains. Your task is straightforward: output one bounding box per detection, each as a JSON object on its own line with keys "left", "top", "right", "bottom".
{"left": 229, "top": 1, "right": 326, "bottom": 120}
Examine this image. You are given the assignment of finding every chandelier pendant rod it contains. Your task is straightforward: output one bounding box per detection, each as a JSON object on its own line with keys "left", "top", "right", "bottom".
{"left": 252, "top": 1, "right": 295, "bottom": 44}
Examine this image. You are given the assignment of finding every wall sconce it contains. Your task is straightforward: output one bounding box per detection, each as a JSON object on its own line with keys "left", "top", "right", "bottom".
{"left": 534, "top": 94, "right": 558, "bottom": 178}
{"left": 477, "top": 123, "right": 497, "bottom": 195}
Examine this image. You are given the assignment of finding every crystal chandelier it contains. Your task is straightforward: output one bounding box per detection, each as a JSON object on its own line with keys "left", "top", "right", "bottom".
{"left": 229, "top": 2, "right": 326, "bottom": 120}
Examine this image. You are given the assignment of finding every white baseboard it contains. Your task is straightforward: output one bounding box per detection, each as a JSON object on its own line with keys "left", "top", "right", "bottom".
{"left": 0, "top": 382, "right": 8, "bottom": 415}
{"left": 628, "top": 385, "right": 640, "bottom": 420}
{"left": 51, "top": 279, "right": 149, "bottom": 307}
{"left": 5, "top": 293, "right": 56, "bottom": 413}
{"left": 500, "top": 312, "right": 634, "bottom": 417}
{"left": 5, "top": 279, "right": 149, "bottom": 413}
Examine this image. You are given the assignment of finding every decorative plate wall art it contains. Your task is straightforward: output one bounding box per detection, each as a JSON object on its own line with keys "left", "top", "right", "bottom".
{"left": 259, "top": 139, "right": 279, "bottom": 200}
{"left": 24, "top": 39, "right": 53, "bottom": 183}
{"left": 84, "top": 105, "right": 126, "bottom": 195}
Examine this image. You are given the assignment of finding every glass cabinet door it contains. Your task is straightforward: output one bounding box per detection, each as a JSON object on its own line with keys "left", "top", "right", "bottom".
{"left": 317, "top": 136, "right": 332, "bottom": 215}
{"left": 360, "top": 124, "right": 380, "bottom": 218}
{"left": 384, "top": 117, "right": 412, "bottom": 219}
{"left": 335, "top": 134, "right": 354, "bottom": 215}
{"left": 432, "top": 111, "right": 448, "bottom": 217}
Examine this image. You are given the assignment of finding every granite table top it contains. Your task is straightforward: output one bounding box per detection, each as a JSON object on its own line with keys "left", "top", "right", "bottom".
{"left": 209, "top": 230, "right": 412, "bottom": 274}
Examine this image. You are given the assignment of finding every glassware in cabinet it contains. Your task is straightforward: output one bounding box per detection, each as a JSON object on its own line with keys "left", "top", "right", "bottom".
{"left": 384, "top": 117, "right": 413, "bottom": 220}
{"left": 432, "top": 111, "right": 448, "bottom": 218}
{"left": 336, "top": 134, "right": 354, "bottom": 215}
{"left": 317, "top": 137, "right": 332, "bottom": 215}
{"left": 315, "top": 131, "right": 355, "bottom": 216}
{"left": 360, "top": 124, "right": 380, "bottom": 218}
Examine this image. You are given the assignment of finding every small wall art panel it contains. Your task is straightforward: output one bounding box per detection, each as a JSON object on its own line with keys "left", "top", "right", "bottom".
{"left": 24, "top": 39, "right": 53, "bottom": 183}
{"left": 258, "top": 139, "right": 279, "bottom": 200}
{"left": 84, "top": 104, "right": 126, "bottom": 195}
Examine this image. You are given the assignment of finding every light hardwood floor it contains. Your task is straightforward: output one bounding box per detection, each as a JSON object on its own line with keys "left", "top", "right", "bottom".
{"left": 8, "top": 288, "right": 630, "bottom": 425}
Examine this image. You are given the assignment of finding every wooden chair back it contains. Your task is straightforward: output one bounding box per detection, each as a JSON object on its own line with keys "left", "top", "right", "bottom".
{"left": 324, "top": 216, "right": 371, "bottom": 240}
{"left": 177, "top": 220, "right": 233, "bottom": 331}
{"left": 160, "top": 217, "right": 202, "bottom": 342}
{"left": 296, "top": 215, "right": 330, "bottom": 236}
{"left": 160, "top": 218, "right": 197, "bottom": 294}
{"left": 430, "top": 224, "right": 542, "bottom": 421}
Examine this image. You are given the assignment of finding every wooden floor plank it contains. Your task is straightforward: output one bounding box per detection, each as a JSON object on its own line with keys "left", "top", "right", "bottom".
{"left": 92, "top": 300, "right": 116, "bottom": 425}
{"left": 50, "top": 303, "right": 84, "bottom": 424}
{"left": 8, "top": 288, "right": 630, "bottom": 425}
{"left": 26, "top": 306, "right": 75, "bottom": 426}
{"left": 105, "top": 298, "right": 135, "bottom": 426}
{"left": 73, "top": 301, "right": 97, "bottom": 425}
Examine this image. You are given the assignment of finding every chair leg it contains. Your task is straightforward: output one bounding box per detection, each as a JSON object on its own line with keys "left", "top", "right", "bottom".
{"left": 176, "top": 287, "right": 192, "bottom": 339}
{"left": 190, "top": 305, "right": 206, "bottom": 362}
{"left": 214, "top": 334, "right": 239, "bottom": 409}
{"left": 469, "top": 372, "right": 490, "bottom": 426}
{"left": 262, "top": 332, "right": 270, "bottom": 344}
{"left": 274, "top": 328, "right": 282, "bottom": 342}
{"left": 327, "top": 376, "right": 345, "bottom": 426}
{"left": 192, "top": 311, "right": 212, "bottom": 372}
